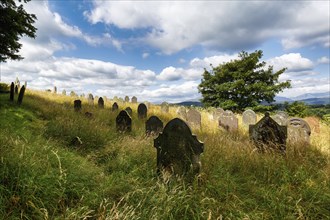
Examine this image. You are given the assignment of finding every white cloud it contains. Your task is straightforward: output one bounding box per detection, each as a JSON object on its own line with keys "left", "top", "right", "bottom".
{"left": 317, "top": 56, "right": 330, "bottom": 64}
{"left": 267, "top": 53, "right": 314, "bottom": 72}
{"left": 190, "top": 54, "right": 239, "bottom": 68}
{"left": 142, "top": 52, "right": 149, "bottom": 59}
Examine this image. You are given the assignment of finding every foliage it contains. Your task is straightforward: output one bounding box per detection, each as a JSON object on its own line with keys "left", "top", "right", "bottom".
{"left": 198, "top": 50, "right": 291, "bottom": 112}
{"left": 0, "top": 82, "right": 9, "bottom": 92}
{"left": 284, "top": 101, "right": 308, "bottom": 117}
{"left": 0, "top": 0, "right": 37, "bottom": 62}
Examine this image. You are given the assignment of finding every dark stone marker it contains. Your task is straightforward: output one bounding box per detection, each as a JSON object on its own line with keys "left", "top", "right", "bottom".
{"left": 15, "top": 85, "right": 19, "bottom": 94}
{"left": 125, "top": 96, "right": 129, "bottom": 102}
{"left": 249, "top": 112, "right": 287, "bottom": 153}
{"left": 137, "top": 103, "right": 147, "bottom": 119}
{"left": 131, "top": 96, "right": 137, "bottom": 103}
{"left": 85, "top": 112, "right": 93, "bottom": 118}
{"left": 116, "top": 110, "right": 132, "bottom": 132}
{"left": 125, "top": 107, "right": 132, "bottom": 116}
{"left": 112, "top": 102, "right": 119, "bottom": 112}
{"left": 10, "top": 82, "right": 14, "bottom": 101}
{"left": 287, "top": 117, "right": 311, "bottom": 145}
{"left": 74, "top": 99, "right": 82, "bottom": 111}
{"left": 145, "top": 116, "right": 163, "bottom": 136}
{"left": 17, "top": 85, "right": 25, "bottom": 105}
{"left": 154, "top": 118, "right": 204, "bottom": 177}
{"left": 53, "top": 86, "right": 57, "bottom": 94}
{"left": 98, "top": 97, "right": 104, "bottom": 108}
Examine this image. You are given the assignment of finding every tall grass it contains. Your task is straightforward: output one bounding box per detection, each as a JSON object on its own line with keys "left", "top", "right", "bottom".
{"left": 0, "top": 89, "right": 329, "bottom": 219}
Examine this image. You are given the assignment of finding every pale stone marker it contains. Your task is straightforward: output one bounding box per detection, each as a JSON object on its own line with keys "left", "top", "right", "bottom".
{"left": 176, "top": 106, "right": 187, "bottom": 121}
{"left": 87, "top": 93, "right": 94, "bottom": 106}
{"left": 116, "top": 110, "right": 132, "bottom": 132}
{"left": 271, "top": 111, "right": 289, "bottom": 126}
{"left": 287, "top": 117, "right": 311, "bottom": 145}
{"left": 124, "top": 96, "right": 129, "bottom": 102}
{"left": 212, "top": 108, "right": 225, "bottom": 120}
{"left": 112, "top": 102, "right": 119, "bottom": 112}
{"left": 131, "top": 96, "right": 137, "bottom": 103}
{"left": 145, "top": 116, "right": 163, "bottom": 135}
{"left": 186, "top": 108, "right": 201, "bottom": 129}
{"left": 154, "top": 118, "right": 204, "bottom": 177}
{"left": 161, "top": 102, "right": 169, "bottom": 113}
{"left": 74, "top": 100, "right": 82, "bottom": 111}
{"left": 249, "top": 112, "right": 287, "bottom": 153}
{"left": 137, "top": 103, "right": 147, "bottom": 119}
{"left": 242, "top": 109, "right": 257, "bottom": 126}
{"left": 125, "top": 107, "right": 132, "bottom": 116}
{"left": 219, "top": 110, "right": 238, "bottom": 132}
{"left": 98, "top": 97, "right": 104, "bottom": 108}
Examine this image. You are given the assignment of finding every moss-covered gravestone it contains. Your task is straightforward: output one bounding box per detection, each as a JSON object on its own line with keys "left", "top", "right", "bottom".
{"left": 116, "top": 110, "right": 132, "bottom": 132}
{"left": 137, "top": 103, "right": 147, "bottom": 119}
{"left": 125, "top": 107, "right": 132, "bottom": 116}
{"left": 145, "top": 116, "right": 163, "bottom": 136}
{"left": 249, "top": 112, "right": 287, "bottom": 153}
{"left": 17, "top": 85, "right": 25, "bottom": 105}
{"left": 10, "top": 82, "right": 14, "bottom": 101}
{"left": 74, "top": 100, "right": 82, "bottom": 111}
{"left": 98, "top": 97, "right": 104, "bottom": 108}
{"left": 154, "top": 118, "right": 204, "bottom": 178}
{"left": 112, "top": 102, "right": 119, "bottom": 112}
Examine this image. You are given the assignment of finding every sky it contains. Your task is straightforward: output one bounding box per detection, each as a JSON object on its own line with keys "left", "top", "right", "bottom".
{"left": 1, "top": 0, "right": 329, "bottom": 103}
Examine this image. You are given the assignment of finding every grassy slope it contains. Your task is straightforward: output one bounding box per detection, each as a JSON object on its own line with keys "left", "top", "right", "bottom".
{"left": 0, "top": 90, "right": 329, "bottom": 219}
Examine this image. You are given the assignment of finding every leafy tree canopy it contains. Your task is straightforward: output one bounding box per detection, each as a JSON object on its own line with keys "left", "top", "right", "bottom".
{"left": 0, "top": 0, "right": 37, "bottom": 62}
{"left": 198, "top": 50, "right": 291, "bottom": 112}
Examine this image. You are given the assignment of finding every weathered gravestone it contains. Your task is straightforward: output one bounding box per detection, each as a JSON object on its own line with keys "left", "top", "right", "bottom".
{"left": 161, "top": 102, "right": 169, "bottom": 113}
{"left": 87, "top": 93, "right": 94, "bottom": 106}
{"left": 219, "top": 110, "right": 238, "bottom": 132}
{"left": 249, "top": 112, "right": 287, "bottom": 153}
{"left": 112, "top": 102, "right": 119, "bottom": 112}
{"left": 145, "top": 116, "right": 163, "bottom": 136}
{"left": 15, "top": 85, "right": 19, "bottom": 94}
{"left": 98, "top": 97, "right": 104, "bottom": 108}
{"left": 17, "top": 85, "right": 25, "bottom": 105}
{"left": 116, "top": 110, "right": 132, "bottom": 132}
{"left": 154, "top": 118, "right": 204, "bottom": 177}
{"left": 186, "top": 108, "right": 201, "bottom": 129}
{"left": 125, "top": 107, "right": 132, "bottom": 116}
{"left": 137, "top": 103, "right": 148, "bottom": 119}
{"left": 242, "top": 109, "right": 257, "bottom": 126}
{"left": 53, "top": 86, "right": 57, "bottom": 94}
{"left": 211, "top": 108, "right": 225, "bottom": 120}
{"left": 287, "top": 117, "right": 311, "bottom": 145}
{"left": 124, "top": 96, "right": 129, "bottom": 102}
{"left": 74, "top": 100, "right": 82, "bottom": 111}
{"left": 10, "top": 82, "right": 14, "bottom": 101}
{"left": 271, "top": 111, "right": 289, "bottom": 126}
{"left": 176, "top": 106, "right": 187, "bottom": 121}
{"left": 131, "top": 96, "right": 137, "bottom": 103}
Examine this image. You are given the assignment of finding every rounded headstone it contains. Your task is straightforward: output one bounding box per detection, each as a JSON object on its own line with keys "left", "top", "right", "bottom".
{"left": 116, "top": 110, "right": 132, "bottom": 132}
{"left": 137, "top": 103, "right": 147, "bottom": 119}
{"left": 112, "top": 102, "right": 119, "bottom": 112}
{"left": 146, "top": 116, "right": 163, "bottom": 135}
{"left": 242, "top": 109, "right": 257, "bottom": 126}
{"left": 98, "top": 97, "right": 104, "bottom": 108}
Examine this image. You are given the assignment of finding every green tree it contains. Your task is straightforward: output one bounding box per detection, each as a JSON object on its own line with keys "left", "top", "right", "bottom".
{"left": 284, "top": 101, "right": 308, "bottom": 118}
{"left": 0, "top": 0, "right": 37, "bottom": 62}
{"left": 198, "top": 50, "right": 291, "bottom": 112}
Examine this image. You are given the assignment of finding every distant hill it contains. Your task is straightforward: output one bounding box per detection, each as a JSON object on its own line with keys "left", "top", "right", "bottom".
{"left": 174, "top": 101, "right": 203, "bottom": 107}
{"left": 299, "top": 97, "right": 330, "bottom": 105}
{"left": 292, "top": 92, "right": 329, "bottom": 101}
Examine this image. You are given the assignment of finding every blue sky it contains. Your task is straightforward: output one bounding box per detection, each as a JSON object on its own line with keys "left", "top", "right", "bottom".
{"left": 1, "top": 0, "right": 329, "bottom": 103}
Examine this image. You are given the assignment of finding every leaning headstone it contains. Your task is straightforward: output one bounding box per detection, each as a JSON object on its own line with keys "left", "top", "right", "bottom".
{"left": 87, "top": 93, "right": 94, "bottom": 106}
{"left": 249, "top": 112, "right": 287, "bottom": 153}
{"left": 15, "top": 85, "right": 18, "bottom": 94}
{"left": 10, "top": 82, "right": 14, "bottom": 101}
{"left": 116, "top": 110, "right": 132, "bottom": 132}
{"left": 98, "top": 97, "right": 104, "bottom": 108}
{"left": 62, "top": 90, "right": 66, "bottom": 95}
{"left": 154, "top": 118, "right": 204, "bottom": 177}
{"left": 137, "top": 103, "right": 148, "bottom": 119}
{"left": 242, "top": 109, "right": 257, "bottom": 126}
{"left": 131, "top": 96, "right": 137, "bottom": 103}
{"left": 219, "top": 110, "right": 238, "bottom": 132}
{"left": 17, "top": 85, "right": 26, "bottom": 105}
{"left": 287, "top": 117, "right": 311, "bottom": 145}
{"left": 74, "top": 100, "right": 82, "bottom": 111}
{"left": 112, "top": 102, "right": 119, "bottom": 112}
{"left": 186, "top": 108, "right": 201, "bottom": 129}
{"left": 161, "top": 102, "right": 169, "bottom": 113}
{"left": 145, "top": 116, "right": 163, "bottom": 136}
{"left": 124, "top": 96, "right": 130, "bottom": 102}
{"left": 125, "top": 107, "right": 132, "bottom": 116}
{"left": 176, "top": 106, "right": 187, "bottom": 121}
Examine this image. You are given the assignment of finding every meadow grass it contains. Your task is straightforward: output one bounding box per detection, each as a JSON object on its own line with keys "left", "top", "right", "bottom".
{"left": 0, "top": 89, "right": 329, "bottom": 219}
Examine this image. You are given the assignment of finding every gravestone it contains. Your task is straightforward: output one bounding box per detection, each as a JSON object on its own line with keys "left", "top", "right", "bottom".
{"left": 131, "top": 96, "right": 137, "bottom": 103}
{"left": 98, "top": 97, "right": 104, "bottom": 108}
{"left": 145, "top": 116, "right": 163, "bottom": 136}
{"left": 137, "top": 103, "right": 148, "bottom": 119}
{"left": 10, "top": 82, "right": 14, "bottom": 101}
{"left": 17, "top": 85, "right": 25, "bottom": 105}
{"left": 219, "top": 110, "right": 238, "bottom": 132}
{"left": 15, "top": 85, "right": 18, "bottom": 94}
{"left": 186, "top": 108, "right": 201, "bottom": 129}
{"left": 112, "top": 102, "right": 119, "bottom": 112}
{"left": 125, "top": 107, "right": 132, "bottom": 116}
{"left": 161, "top": 102, "right": 169, "bottom": 113}
{"left": 116, "top": 110, "right": 132, "bottom": 132}
{"left": 271, "top": 111, "right": 289, "bottom": 126}
{"left": 74, "top": 100, "right": 82, "bottom": 111}
{"left": 287, "top": 117, "right": 311, "bottom": 145}
{"left": 249, "top": 112, "right": 287, "bottom": 153}
{"left": 125, "top": 96, "right": 130, "bottom": 102}
{"left": 154, "top": 118, "right": 204, "bottom": 177}
{"left": 176, "top": 106, "right": 187, "bottom": 121}
{"left": 211, "top": 108, "right": 225, "bottom": 120}
{"left": 85, "top": 112, "right": 93, "bottom": 118}
{"left": 118, "top": 97, "right": 124, "bottom": 103}
{"left": 53, "top": 86, "right": 57, "bottom": 94}
{"left": 88, "top": 93, "right": 94, "bottom": 106}
{"left": 62, "top": 90, "right": 66, "bottom": 95}
{"left": 242, "top": 109, "right": 257, "bottom": 126}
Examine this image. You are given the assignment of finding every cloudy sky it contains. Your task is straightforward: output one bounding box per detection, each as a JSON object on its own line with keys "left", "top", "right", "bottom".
{"left": 1, "top": 1, "right": 329, "bottom": 103}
